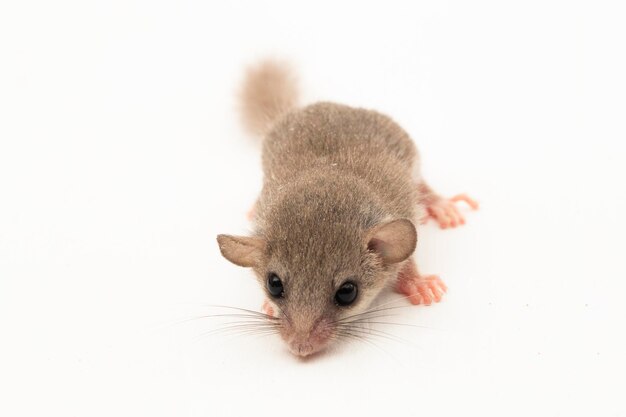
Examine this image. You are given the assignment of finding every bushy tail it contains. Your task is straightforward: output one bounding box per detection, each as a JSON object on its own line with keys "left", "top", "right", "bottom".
{"left": 239, "top": 60, "right": 299, "bottom": 137}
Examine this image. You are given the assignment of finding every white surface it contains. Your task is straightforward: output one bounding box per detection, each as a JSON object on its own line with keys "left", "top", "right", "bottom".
{"left": 1, "top": 1, "right": 625, "bottom": 416}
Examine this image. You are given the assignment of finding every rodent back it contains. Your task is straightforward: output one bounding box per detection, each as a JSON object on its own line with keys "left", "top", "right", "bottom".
{"left": 261, "top": 102, "right": 419, "bottom": 220}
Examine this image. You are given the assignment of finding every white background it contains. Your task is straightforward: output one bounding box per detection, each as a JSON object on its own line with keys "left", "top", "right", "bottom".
{"left": 1, "top": 1, "right": 625, "bottom": 416}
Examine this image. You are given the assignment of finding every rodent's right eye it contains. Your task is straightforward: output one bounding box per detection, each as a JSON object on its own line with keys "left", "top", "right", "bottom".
{"left": 267, "top": 273, "right": 284, "bottom": 298}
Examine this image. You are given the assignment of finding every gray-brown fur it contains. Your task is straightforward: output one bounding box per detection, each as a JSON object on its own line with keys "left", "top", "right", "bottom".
{"left": 253, "top": 102, "right": 421, "bottom": 318}
{"left": 218, "top": 60, "right": 433, "bottom": 356}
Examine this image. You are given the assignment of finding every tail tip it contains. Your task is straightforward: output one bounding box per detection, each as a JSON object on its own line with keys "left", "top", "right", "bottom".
{"left": 239, "top": 59, "right": 299, "bottom": 136}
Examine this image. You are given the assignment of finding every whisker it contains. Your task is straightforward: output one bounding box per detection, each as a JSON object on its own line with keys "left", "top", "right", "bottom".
{"left": 195, "top": 324, "right": 280, "bottom": 341}
{"left": 332, "top": 305, "right": 414, "bottom": 324}
{"left": 201, "top": 302, "right": 292, "bottom": 324}
{"left": 189, "top": 313, "right": 277, "bottom": 321}
{"left": 194, "top": 330, "right": 280, "bottom": 345}
{"left": 344, "top": 320, "right": 436, "bottom": 330}
{"left": 171, "top": 313, "right": 278, "bottom": 327}
{"left": 337, "top": 313, "right": 399, "bottom": 323}
{"left": 335, "top": 324, "right": 414, "bottom": 346}
{"left": 200, "top": 304, "right": 274, "bottom": 317}
{"left": 200, "top": 323, "right": 279, "bottom": 335}
{"left": 335, "top": 329, "right": 397, "bottom": 360}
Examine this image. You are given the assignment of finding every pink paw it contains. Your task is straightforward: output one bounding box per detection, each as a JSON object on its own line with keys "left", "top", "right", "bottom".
{"left": 423, "top": 194, "right": 479, "bottom": 229}
{"left": 396, "top": 274, "right": 448, "bottom": 306}
{"left": 262, "top": 299, "right": 275, "bottom": 317}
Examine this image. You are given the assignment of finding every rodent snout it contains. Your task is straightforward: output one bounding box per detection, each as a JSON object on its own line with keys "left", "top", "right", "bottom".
{"left": 281, "top": 318, "right": 333, "bottom": 357}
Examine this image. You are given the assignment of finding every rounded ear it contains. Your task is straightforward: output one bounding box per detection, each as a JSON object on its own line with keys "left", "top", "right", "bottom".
{"left": 216, "top": 234, "right": 266, "bottom": 268}
{"left": 366, "top": 219, "right": 417, "bottom": 265}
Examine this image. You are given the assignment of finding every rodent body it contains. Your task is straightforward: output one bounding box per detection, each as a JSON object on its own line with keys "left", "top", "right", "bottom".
{"left": 217, "top": 61, "right": 477, "bottom": 357}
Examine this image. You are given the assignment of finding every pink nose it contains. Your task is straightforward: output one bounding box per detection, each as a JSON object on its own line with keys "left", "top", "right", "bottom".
{"left": 284, "top": 322, "right": 332, "bottom": 357}
{"left": 289, "top": 340, "right": 316, "bottom": 357}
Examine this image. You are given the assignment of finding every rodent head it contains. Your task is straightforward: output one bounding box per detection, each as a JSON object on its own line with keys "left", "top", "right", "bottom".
{"left": 217, "top": 217, "right": 416, "bottom": 357}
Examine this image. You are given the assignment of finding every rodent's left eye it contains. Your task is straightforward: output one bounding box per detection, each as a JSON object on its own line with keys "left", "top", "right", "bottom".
{"left": 335, "top": 281, "right": 358, "bottom": 306}
{"left": 267, "top": 272, "right": 284, "bottom": 298}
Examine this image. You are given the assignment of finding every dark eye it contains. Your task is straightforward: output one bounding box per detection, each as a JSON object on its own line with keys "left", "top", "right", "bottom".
{"left": 267, "top": 273, "right": 284, "bottom": 298}
{"left": 335, "top": 281, "right": 358, "bottom": 306}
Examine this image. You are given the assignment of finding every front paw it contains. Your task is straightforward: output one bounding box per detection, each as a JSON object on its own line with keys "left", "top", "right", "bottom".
{"left": 261, "top": 299, "right": 275, "bottom": 317}
{"left": 396, "top": 274, "right": 447, "bottom": 306}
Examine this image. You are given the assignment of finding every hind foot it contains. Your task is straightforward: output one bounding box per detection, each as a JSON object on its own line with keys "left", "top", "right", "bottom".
{"left": 423, "top": 194, "right": 479, "bottom": 229}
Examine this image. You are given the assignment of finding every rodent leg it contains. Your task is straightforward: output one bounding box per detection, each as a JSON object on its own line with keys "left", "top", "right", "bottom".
{"left": 417, "top": 182, "right": 479, "bottom": 229}
{"left": 395, "top": 258, "right": 447, "bottom": 306}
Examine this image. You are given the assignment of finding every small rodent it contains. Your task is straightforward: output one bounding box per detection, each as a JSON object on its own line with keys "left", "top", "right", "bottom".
{"left": 217, "top": 60, "right": 478, "bottom": 357}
